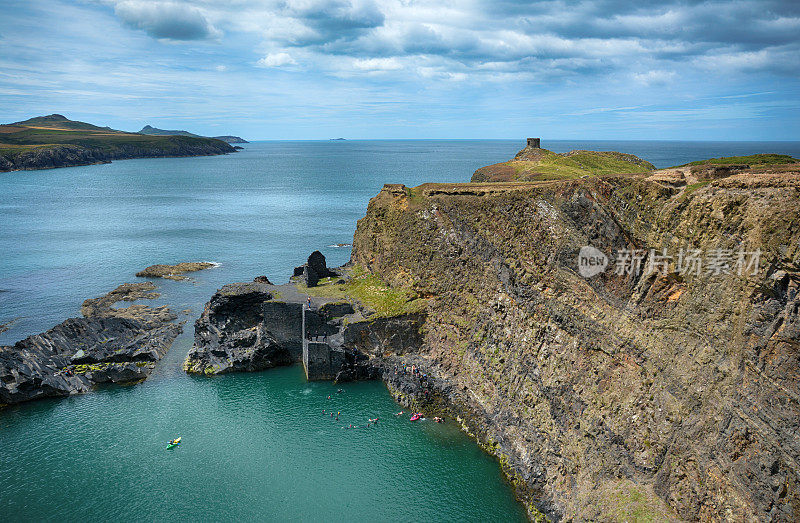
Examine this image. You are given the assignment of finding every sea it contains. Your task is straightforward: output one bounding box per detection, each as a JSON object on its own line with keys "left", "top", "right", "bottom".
{"left": 1, "top": 139, "right": 799, "bottom": 521}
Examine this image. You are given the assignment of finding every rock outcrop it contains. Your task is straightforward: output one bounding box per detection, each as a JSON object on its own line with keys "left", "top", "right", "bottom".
{"left": 293, "top": 250, "right": 338, "bottom": 287}
{"left": 0, "top": 283, "right": 182, "bottom": 406}
{"left": 135, "top": 262, "right": 216, "bottom": 281}
{"left": 185, "top": 283, "right": 293, "bottom": 375}
{"left": 186, "top": 274, "right": 424, "bottom": 381}
{"left": 351, "top": 164, "right": 800, "bottom": 521}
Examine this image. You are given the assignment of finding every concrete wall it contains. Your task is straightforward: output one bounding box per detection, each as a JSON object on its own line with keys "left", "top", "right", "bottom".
{"left": 262, "top": 302, "right": 340, "bottom": 360}
{"left": 303, "top": 342, "right": 347, "bottom": 381}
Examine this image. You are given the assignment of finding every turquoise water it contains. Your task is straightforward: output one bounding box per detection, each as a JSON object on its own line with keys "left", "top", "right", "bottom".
{"left": 2, "top": 140, "right": 800, "bottom": 520}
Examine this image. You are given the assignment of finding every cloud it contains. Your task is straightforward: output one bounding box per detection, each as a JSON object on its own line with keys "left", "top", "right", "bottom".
{"left": 633, "top": 70, "right": 677, "bottom": 86}
{"left": 350, "top": 57, "right": 403, "bottom": 71}
{"left": 114, "top": 1, "right": 220, "bottom": 40}
{"left": 100, "top": 0, "right": 800, "bottom": 79}
{"left": 280, "top": 0, "right": 385, "bottom": 45}
{"left": 258, "top": 52, "right": 297, "bottom": 67}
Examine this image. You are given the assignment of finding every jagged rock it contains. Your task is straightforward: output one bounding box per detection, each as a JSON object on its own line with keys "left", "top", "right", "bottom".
{"left": 253, "top": 275, "right": 272, "bottom": 284}
{"left": 0, "top": 296, "right": 181, "bottom": 406}
{"left": 293, "top": 251, "right": 337, "bottom": 286}
{"left": 81, "top": 282, "right": 176, "bottom": 327}
{"left": 308, "top": 250, "right": 335, "bottom": 278}
{"left": 185, "top": 282, "right": 292, "bottom": 375}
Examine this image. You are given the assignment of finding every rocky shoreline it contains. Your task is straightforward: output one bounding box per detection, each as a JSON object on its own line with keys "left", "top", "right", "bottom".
{"left": 0, "top": 114, "right": 237, "bottom": 173}
{"left": 0, "top": 282, "right": 182, "bottom": 406}
{"left": 4, "top": 141, "right": 799, "bottom": 519}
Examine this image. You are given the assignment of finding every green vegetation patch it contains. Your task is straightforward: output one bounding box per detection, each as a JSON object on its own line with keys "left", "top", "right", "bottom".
{"left": 684, "top": 180, "right": 712, "bottom": 194}
{"left": 71, "top": 363, "right": 112, "bottom": 373}
{"left": 682, "top": 153, "right": 797, "bottom": 167}
{"left": 601, "top": 480, "right": 676, "bottom": 522}
{"left": 473, "top": 149, "right": 655, "bottom": 182}
{"left": 296, "top": 265, "right": 427, "bottom": 317}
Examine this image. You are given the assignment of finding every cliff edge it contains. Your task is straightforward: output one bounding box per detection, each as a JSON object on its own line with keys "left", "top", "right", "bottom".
{"left": 351, "top": 159, "right": 800, "bottom": 520}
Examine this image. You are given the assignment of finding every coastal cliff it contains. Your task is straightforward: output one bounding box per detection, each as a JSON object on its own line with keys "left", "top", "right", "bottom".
{"left": 350, "top": 160, "right": 800, "bottom": 520}
{"left": 0, "top": 114, "right": 236, "bottom": 172}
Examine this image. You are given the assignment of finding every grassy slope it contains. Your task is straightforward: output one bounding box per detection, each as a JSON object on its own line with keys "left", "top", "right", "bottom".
{"left": 296, "top": 265, "right": 427, "bottom": 317}
{"left": 681, "top": 153, "right": 797, "bottom": 167}
{"left": 0, "top": 117, "right": 233, "bottom": 167}
{"left": 473, "top": 149, "right": 656, "bottom": 182}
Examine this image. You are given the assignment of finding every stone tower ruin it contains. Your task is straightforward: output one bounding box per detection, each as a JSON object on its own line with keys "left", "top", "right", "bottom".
{"left": 527, "top": 138, "right": 541, "bottom": 148}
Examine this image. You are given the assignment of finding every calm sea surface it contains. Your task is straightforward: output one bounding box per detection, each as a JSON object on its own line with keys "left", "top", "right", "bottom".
{"left": 1, "top": 140, "right": 799, "bottom": 520}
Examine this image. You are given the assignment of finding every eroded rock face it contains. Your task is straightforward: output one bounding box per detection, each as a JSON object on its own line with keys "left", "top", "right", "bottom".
{"left": 351, "top": 167, "right": 800, "bottom": 521}
{"left": 185, "top": 282, "right": 292, "bottom": 375}
{"left": 0, "top": 284, "right": 182, "bottom": 406}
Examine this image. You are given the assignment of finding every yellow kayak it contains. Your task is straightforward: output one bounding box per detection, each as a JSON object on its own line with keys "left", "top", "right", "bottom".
{"left": 166, "top": 437, "right": 181, "bottom": 449}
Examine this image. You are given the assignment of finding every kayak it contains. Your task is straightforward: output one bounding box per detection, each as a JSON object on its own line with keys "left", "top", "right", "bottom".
{"left": 410, "top": 413, "right": 421, "bottom": 421}
{"left": 166, "top": 437, "right": 181, "bottom": 449}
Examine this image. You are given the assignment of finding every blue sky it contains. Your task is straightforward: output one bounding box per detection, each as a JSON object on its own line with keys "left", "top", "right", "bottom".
{"left": 1, "top": 0, "right": 798, "bottom": 140}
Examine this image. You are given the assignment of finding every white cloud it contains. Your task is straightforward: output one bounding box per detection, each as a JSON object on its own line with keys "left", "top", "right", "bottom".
{"left": 257, "top": 52, "right": 297, "bottom": 67}
{"left": 351, "top": 57, "right": 403, "bottom": 71}
{"left": 633, "top": 70, "right": 677, "bottom": 86}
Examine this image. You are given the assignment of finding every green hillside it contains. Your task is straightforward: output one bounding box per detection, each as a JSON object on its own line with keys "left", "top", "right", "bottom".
{"left": 1, "top": 114, "right": 236, "bottom": 172}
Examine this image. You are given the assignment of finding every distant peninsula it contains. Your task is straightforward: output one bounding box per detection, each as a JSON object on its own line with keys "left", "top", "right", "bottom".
{"left": 0, "top": 114, "right": 237, "bottom": 172}
{"left": 139, "top": 124, "right": 248, "bottom": 144}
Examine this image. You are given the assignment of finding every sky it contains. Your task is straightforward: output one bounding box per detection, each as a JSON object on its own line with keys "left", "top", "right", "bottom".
{"left": 1, "top": 0, "right": 798, "bottom": 140}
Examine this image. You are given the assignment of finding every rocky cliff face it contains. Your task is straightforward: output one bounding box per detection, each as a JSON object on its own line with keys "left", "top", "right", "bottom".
{"left": 351, "top": 166, "right": 800, "bottom": 521}
{"left": 186, "top": 278, "right": 423, "bottom": 381}
{"left": 185, "top": 283, "right": 293, "bottom": 375}
{"left": 0, "top": 283, "right": 182, "bottom": 406}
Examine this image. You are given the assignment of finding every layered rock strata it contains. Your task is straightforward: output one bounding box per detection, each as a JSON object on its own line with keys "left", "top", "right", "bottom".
{"left": 350, "top": 165, "right": 800, "bottom": 521}
{"left": 0, "top": 283, "right": 182, "bottom": 405}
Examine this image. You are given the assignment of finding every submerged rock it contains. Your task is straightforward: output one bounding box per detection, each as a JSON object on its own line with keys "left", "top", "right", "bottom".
{"left": 135, "top": 262, "right": 216, "bottom": 281}
{"left": 0, "top": 284, "right": 182, "bottom": 406}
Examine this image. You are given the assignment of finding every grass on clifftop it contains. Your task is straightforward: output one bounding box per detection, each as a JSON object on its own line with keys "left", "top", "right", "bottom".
{"left": 472, "top": 148, "right": 655, "bottom": 182}
{"left": 296, "top": 266, "right": 427, "bottom": 317}
{"left": 681, "top": 153, "right": 797, "bottom": 167}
